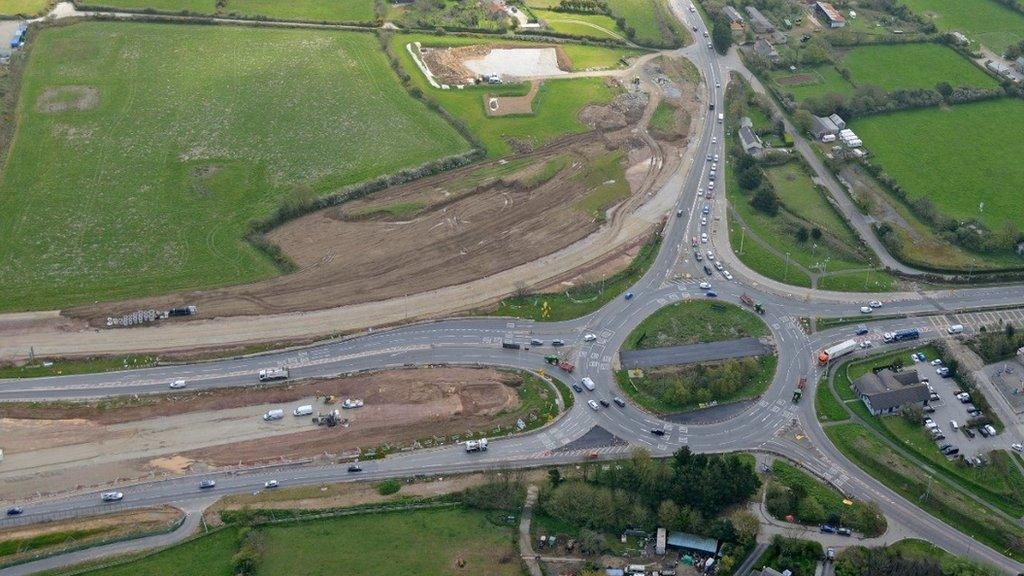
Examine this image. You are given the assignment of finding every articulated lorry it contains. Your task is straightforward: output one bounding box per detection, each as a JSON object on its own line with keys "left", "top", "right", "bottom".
{"left": 817, "top": 339, "right": 858, "bottom": 365}
{"left": 883, "top": 328, "right": 920, "bottom": 343}
{"left": 258, "top": 367, "right": 289, "bottom": 382}
{"left": 544, "top": 355, "right": 575, "bottom": 373}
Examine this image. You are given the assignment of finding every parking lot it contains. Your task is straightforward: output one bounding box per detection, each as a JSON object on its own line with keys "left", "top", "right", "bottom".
{"left": 910, "top": 350, "right": 1005, "bottom": 463}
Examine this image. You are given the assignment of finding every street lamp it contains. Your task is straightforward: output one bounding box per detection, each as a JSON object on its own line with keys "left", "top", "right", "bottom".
{"left": 784, "top": 252, "right": 791, "bottom": 282}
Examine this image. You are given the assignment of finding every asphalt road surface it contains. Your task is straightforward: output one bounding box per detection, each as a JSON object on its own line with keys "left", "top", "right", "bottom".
{"left": 2, "top": 2, "right": 1024, "bottom": 574}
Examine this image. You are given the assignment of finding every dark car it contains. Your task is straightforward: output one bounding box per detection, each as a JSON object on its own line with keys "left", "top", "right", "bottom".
{"left": 530, "top": 338, "right": 543, "bottom": 346}
{"left": 572, "top": 384, "right": 584, "bottom": 393}
{"left": 613, "top": 396, "right": 626, "bottom": 407}
{"left": 599, "top": 399, "right": 610, "bottom": 408}
{"left": 820, "top": 524, "right": 836, "bottom": 534}
{"left": 855, "top": 324, "right": 868, "bottom": 335}
{"left": 706, "top": 291, "right": 718, "bottom": 298}
{"left": 945, "top": 447, "right": 960, "bottom": 456}
{"left": 923, "top": 405, "right": 936, "bottom": 413}
{"left": 624, "top": 292, "right": 634, "bottom": 300}
{"left": 347, "top": 465, "right": 363, "bottom": 473}
{"left": 703, "top": 265, "right": 712, "bottom": 276}
{"left": 6, "top": 507, "right": 23, "bottom": 516}
{"left": 979, "top": 426, "right": 991, "bottom": 438}
{"left": 199, "top": 479, "right": 216, "bottom": 489}
{"left": 837, "top": 527, "right": 852, "bottom": 536}
{"left": 694, "top": 251, "right": 703, "bottom": 261}
{"left": 964, "top": 428, "right": 976, "bottom": 438}
{"left": 552, "top": 339, "right": 565, "bottom": 347}
{"left": 650, "top": 429, "right": 666, "bottom": 436}
{"left": 933, "top": 434, "right": 945, "bottom": 441}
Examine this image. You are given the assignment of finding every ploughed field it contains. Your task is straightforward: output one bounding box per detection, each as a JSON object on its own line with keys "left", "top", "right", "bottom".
{"left": 0, "top": 22, "right": 469, "bottom": 312}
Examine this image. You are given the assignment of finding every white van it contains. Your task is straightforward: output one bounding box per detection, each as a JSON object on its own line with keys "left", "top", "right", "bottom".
{"left": 293, "top": 405, "right": 313, "bottom": 417}
{"left": 717, "top": 113, "right": 724, "bottom": 123}
{"left": 263, "top": 409, "right": 285, "bottom": 421}
{"left": 581, "top": 377, "right": 596, "bottom": 391}
{"left": 947, "top": 324, "right": 964, "bottom": 334}
{"left": 950, "top": 420, "right": 959, "bottom": 431}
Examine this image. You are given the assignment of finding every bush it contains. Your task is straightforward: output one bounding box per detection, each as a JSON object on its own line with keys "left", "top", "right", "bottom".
{"left": 377, "top": 479, "right": 402, "bottom": 496}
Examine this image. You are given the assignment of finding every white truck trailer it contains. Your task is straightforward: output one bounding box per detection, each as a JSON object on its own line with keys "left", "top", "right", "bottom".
{"left": 817, "top": 339, "right": 858, "bottom": 365}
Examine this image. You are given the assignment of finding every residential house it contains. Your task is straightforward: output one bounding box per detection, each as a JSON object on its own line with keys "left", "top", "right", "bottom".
{"left": 852, "top": 368, "right": 930, "bottom": 416}
{"left": 745, "top": 5, "right": 774, "bottom": 33}
{"left": 815, "top": 1, "right": 846, "bottom": 28}
{"left": 809, "top": 114, "right": 839, "bottom": 140}
{"left": 753, "top": 38, "right": 780, "bottom": 63}
{"left": 724, "top": 5, "right": 745, "bottom": 24}
{"left": 738, "top": 117, "right": 765, "bottom": 157}
{"left": 986, "top": 59, "right": 1012, "bottom": 78}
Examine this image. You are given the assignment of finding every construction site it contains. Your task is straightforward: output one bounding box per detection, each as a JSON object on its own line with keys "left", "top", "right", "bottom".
{"left": 0, "top": 367, "right": 547, "bottom": 500}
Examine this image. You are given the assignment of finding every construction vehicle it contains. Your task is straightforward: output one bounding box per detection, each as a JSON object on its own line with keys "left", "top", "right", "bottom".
{"left": 797, "top": 377, "right": 807, "bottom": 390}
{"left": 558, "top": 361, "right": 575, "bottom": 373}
{"left": 792, "top": 388, "right": 803, "bottom": 403}
{"left": 258, "top": 367, "right": 289, "bottom": 382}
{"left": 341, "top": 398, "right": 364, "bottom": 409}
{"left": 323, "top": 395, "right": 336, "bottom": 404}
{"left": 817, "top": 339, "right": 858, "bottom": 365}
{"left": 465, "top": 438, "right": 489, "bottom": 452}
{"left": 544, "top": 354, "right": 560, "bottom": 365}
{"left": 313, "top": 410, "right": 343, "bottom": 427}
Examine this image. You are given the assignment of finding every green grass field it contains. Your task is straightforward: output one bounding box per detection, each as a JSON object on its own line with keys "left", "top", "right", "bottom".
{"left": 79, "top": 0, "right": 213, "bottom": 11}
{"left": 257, "top": 508, "right": 518, "bottom": 575}
{"left": 226, "top": 0, "right": 376, "bottom": 22}
{"left": 852, "top": 99, "right": 1024, "bottom": 233}
{"left": 573, "top": 150, "right": 630, "bottom": 219}
{"left": 815, "top": 377, "right": 849, "bottom": 422}
{"left": 0, "top": 0, "right": 51, "bottom": 15}
{"left": 900, "top": 0, "right": 1024, "bottom": 53}
{"left": 82, "top": 528, "right": 238, "bottom": 576}
{"left": 0, "top": 23, "right": 469, "bottom": 312}
{"left": 770, "top": 65, "right": 854, "bottom": 102}
{"left": 532, "top": 8, "right": 625, "bottom": 40}
{"left": 624, "top": 300, "right": 768, "bottom": 349}
{"left": 839, "top": 43, "right": 998, "bottom": 92}
{"left": 617, "top": 355, "right": 776, "bottom": 413}
{"left": 769, "top": 460, "right": 885, "bottom": 535}
{"left": 764, "top": 164, "right": 861, "bottom": 247}
{"left": 393, "top": 33, "right": 633, "bottom": 157}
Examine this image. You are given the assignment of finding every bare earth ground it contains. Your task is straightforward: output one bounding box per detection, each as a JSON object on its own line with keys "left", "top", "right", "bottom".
{"left": 486, "top": 80, "right": 540, "bottom": 116}
{"left": 0, "top": 367, "right": 527, "bottom": 499}
{"left": 0, "top": 507, "right": 182, "bottom": 564}
{"left": 66, "top": 131, "right": 644, "bottom": 326}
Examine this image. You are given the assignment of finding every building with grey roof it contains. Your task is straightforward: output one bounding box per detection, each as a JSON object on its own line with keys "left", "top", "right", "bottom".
{"left": 738, "top": 117, "right": 765, "bottom": 157}
{"left": 809, "top": 114, "right": 839, "bottom": 140}
{"left": 753, "top": 38, "right": 780, "bottom": 63}
{"left": 852, "top": 368, "right": 929, "bottom": 416}
{"left": 724, "top": 5, "right": 745, "bottom": 23}
{"left": 745, "top": 5, "right": 774, "bottom": 33}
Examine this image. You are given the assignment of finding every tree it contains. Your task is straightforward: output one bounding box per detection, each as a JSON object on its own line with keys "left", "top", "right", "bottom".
{"left": 658, "top": 499, "right": 681, "bottom": 530}
{"left": 730, "top": 510, "right": 760, "bottom": 545}
{"left": 711, "top": 14, "right": 732, "bottom": 54}
{"left": 738, "top": 166, "right": 763, "bottom": 190}
{"left": 548, "top": 468, "right": 563, "bottom": 488}
{"left": 577, "top": 528, "right": 606, "bottom": 555}
{"left": 793, "top": 109, "right": 815, "bottom": 135}
{"left": 796, "top": 227, "right": 810, "bottom": 243}
{"left": 936, "top": 81, "right": 953, "bottom": 99}
{"left": 796, "top": 495, "right": 826, "bottom": 523}
{"left": 751, "top": 187, "right": 780, "bottom": 216}
{"left": 810, "top": 227, "right": 822, "bottom": 240}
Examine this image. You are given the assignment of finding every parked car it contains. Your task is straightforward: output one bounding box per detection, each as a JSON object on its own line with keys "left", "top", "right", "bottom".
{"left": 820, "top": 525, "right": 836, "bottom": 534}
{"left": 650, "top": 429, "right": 666, "bottom": 436}
{"left": 837, "top": 527, "right": 852, "bottom": 536}
{"left": 599, "top": 399, "right": 610, "bottom": 408}
{"left": 963, "top": 428, "right": 976, "bottom": 438}
{"left": 588, "top": 400, "right": 600, "bottom": 411}
{"left": 855, "top": 324, "right": 869, "bottom": 335}
{"left": 931, "top": 359, "right": 943, "bottom": 366}
{"left": 703, "top": 265, "right": 712, "bottom": 276}
{"left": 860, "top": 306, "right": 872, "bottom": 314}
{"left": 869, "top": 300, "right": 882, "bottom": 308}
{"left": 706, "top": 291, "right": 718, "bottom": 298}
{"left": 1012, "top": 443, "right": 1024, "bottom": 453}
{"left": 706, "top": 251, "right": 715, "bottom": 260}
{"left": 694, "top": 251, "right": 703, "bottom": 261}
{"left": 199, "top": 479, "right": 216, "bottom": 489}
{"left": 6, "top": 507, "right": 23, "bottom": 516}
{"left": 979, "top": 426, "right": 991, "bottom": 438}
{"left": 572, "top": 384, "right": 583, "bottom": 393}
{"left": 699, "top": 281, "right": 711, "bottom": 290}
{"left": 613, "top": 396, "right": 626, "bottom": 408}
{"left": 624, "top": 292, "right": 634, "bottom": 300}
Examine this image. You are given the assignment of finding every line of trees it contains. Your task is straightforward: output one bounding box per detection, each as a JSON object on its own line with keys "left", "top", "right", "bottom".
{"left": 638, "top": 358, "right": 766, "bottom": 408}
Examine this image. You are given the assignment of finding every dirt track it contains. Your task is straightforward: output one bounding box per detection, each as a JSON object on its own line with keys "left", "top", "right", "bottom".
{"left": 0, "top": 367, "right": 529, "bottom": 499}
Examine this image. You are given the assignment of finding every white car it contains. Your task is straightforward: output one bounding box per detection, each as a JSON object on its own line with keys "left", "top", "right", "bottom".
{"left": 711, "top": 163, "right": 718, "bottom": 171}
{"left": 714, "top": 262, "right": 724, "bottom": 271}
{"left": 860, "top": 306, "right": 872, "bottom": 314}
{"left": 707, "top": 42, "right": 713, "bottom": 49}
{"left": 723, "top": 271, "right": 733, "bottom": 280}
{"left": 712, "top": 137, "right": 717, "bottom": 144}
{"left": 101, "top": 491, "right": 124, "bottom": 502}
{"left": 583, "top": 333, "right": 597, "bottom": 342}
{"left": 1012, "top": 443, "right": 1023, "bottom": 453}
{"left": 701, "top": 233, "right": 708, "bottom": 243}
{"left": 859, "top": 340, "right": 873, "bottom": 349}
{"left": 588, "top": 400, "right": 600, "bottom": 411}
{"left": 699, "top": 282, "right": 711, "bottom": 290}
{"left": 714, "top": 154, "right": 719, "bottom": 162}
{"left": 930, "top": 359, "right": 943, "bottom": 366}
{"left": 869, "top": 300, "right": 882, "bottom": 308}
{"left": 169, "top": 379, "right": 186, "bottom": 389}
{"left": 700, "top": 216, "right": 707, "bottom": 226}
{"left": 715, "top": 82, "right": 720, "bottom": 88}
{"left": 264, "top": 480, "right": 280, "bottom": 489}
{"left": 706, "top": 251, "right": 715, "bottom": 260}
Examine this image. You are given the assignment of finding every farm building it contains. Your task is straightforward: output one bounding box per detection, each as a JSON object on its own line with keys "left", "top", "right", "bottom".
{"left": 828, "top": 113, "right": 846, "bottom": 130}
{"left": 724, "top": 5, "right": 745, "bottom": 24}
{"left": 810, "top": 114, "right": 840, "bottom": 140}
{"left": 752, "top": 38, "right": 780, "bottom": 63}
{"left": 986, "top": 60, "right": 1013, "bottom": 78}
{"left": 852, "top": 368, "right": 929, "bottom": 416}
{"left": 745, "top": 6, "right": 775, "bottom": 33}
{"left": 815, "top": 1, "right": 846, "bottom": 28}
{"left": 666, "top": 531, "right": 719, "bottom": 556}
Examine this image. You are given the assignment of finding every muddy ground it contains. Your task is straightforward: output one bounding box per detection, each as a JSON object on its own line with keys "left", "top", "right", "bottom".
{"left": 67, "top": 131, "right": 648, "bottom": 325}
{"left": 0, "top": 367, "right": 533, "bottom": 499}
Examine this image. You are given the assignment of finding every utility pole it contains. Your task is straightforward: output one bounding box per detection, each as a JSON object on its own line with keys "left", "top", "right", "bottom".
{"left": 784, "top": 252, "right": 791, "bottom": 282}
{"left": 740, "top": 226, "right": 746, "bottom": 254}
